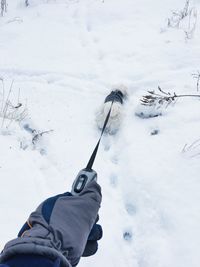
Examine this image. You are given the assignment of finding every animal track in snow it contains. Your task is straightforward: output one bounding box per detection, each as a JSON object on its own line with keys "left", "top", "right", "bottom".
{"left": 109, "top": 173, "right": 118, "bottom": 187}
{"left": 123, "top": 229, "right": 133, "bottom": 242}
{"left": 125, "top": 203, "right": 137, "bottom": 216}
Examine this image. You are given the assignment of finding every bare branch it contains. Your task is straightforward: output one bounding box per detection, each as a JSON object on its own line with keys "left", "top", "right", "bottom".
{"left": 140, "top": 86, "right": 200, "bottom": 108}
{"left": 0, "top": 80, "right": 28, "bottom": 129}
{"left": 0, "top": 78, "right": 5, "bottom": 114}
{"left": 1, "top": 0, "right": 7, "bottom": 16}
{"left": 184, "top": 7, "right": 197, "bottom": 40}
{"left": 167, "top": 0, "right": 197, "bottom": 40}
{"left": 1, "top": 80, "right": 14, "bottom": 128}
{"left": 182, "top": 138, "right": 200, "bottom": 158}
{"left": 192, "top": 71, "right": 200, "bottom": 91}
{"left": 168, "top": 0, "right": 190, "bottom": 28}
{"left": 32, "top": 130, "right": 54, "bottom": 145}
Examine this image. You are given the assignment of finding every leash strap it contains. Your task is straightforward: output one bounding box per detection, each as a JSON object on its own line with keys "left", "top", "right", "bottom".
{"left": 86, "top": 101, "right": 114, "bottom": 170}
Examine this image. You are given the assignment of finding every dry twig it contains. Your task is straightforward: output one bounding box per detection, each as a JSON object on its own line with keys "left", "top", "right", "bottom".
{"left": 32, "top": 130, "right": 54, "bottom": 145}
{"left": 1, "top": 0, "right": 7, "bottom": 16}
{"left": 192, "top": 71, "right": 200, "bottom": 91}
{"left": 0, "top": 80, "right": 28, "bottom": 129}
{"left": 182, "top": 138, "right": 200, "bottom": 158}
{"left": 168, "top": 0, "right": 190, "bottom": 28}
{"left": 141, "top": 86, "right": 200, "bottom": 108}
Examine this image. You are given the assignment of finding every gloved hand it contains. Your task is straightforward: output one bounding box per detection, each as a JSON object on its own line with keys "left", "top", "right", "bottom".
{"left": 18, "top": 191, "right": 103, "bottom": 258}
{"left": 82, "top": 216, "right": 103, "bottom": 257}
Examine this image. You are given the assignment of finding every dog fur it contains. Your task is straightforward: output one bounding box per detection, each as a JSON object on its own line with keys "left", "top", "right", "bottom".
{"left": 96, "top": 84, "right": 128, "bottom": 134}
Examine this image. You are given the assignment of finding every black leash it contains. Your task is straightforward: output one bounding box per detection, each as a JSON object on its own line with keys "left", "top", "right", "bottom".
{"left": 72, "top": 90, "right": 125, "bottom": 194}
{"left": 86, "top": 100, "right": 114, "bottom": 170}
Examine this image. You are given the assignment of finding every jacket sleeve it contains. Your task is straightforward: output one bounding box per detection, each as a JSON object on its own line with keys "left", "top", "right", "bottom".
{"left": 20, "top": 181, "right": 102, "bottom": 267}
{"left": 18, "top": 222, "right": 31, "bottom": 237}
{"left": 82, "top": 223, "right": 103, "bottom": 257}
{"left": 18, "top": 192, "right": 73, "bottom": 236}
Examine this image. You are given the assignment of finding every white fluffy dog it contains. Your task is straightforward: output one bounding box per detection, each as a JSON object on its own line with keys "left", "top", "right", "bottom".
{"left": 96, "top": 85, "right": 128, "bottom": 134}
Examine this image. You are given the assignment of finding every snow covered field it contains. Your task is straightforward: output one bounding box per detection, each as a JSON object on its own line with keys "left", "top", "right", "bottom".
{"left": 1, "top": 0, "right": 200, "bottom": 266}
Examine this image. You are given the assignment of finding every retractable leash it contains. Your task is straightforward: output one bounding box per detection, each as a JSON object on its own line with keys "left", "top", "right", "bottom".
{"left": 71, "top": 100, "right": 114, "bottom": 195}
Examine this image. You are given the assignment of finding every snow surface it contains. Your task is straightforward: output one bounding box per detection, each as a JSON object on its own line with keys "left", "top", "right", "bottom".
{"left": 1, "top": 0, "right": 200, "bottom": 267}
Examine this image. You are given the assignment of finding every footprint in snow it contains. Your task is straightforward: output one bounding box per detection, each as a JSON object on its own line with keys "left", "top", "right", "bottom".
{"left": 150, "top": 129, "right": 159, "bottom": 136}
{"left": 111, "top": 155, "right": 118, "bottom": 164}
{"left": 123, "top": 229, "right": 133, "bottom": 242}
{"left": 125, "top": 203, "right": 137, "bottom": 216}
{"left": 104, "top": 143, "right": 110, "bottom": 151}
{"left": 109, "top": 173, "right": 118, "bottom": 187}
{"left": 102, "top": 137, "right": 111, "bottom": 151}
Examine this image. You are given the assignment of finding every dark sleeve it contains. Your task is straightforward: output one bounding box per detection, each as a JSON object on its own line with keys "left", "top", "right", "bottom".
{"left": 82, "top": 224, "right": 103, "bottom": 257}
{"left": 82, "top": 241, "right": 98, "bottom": 257}
{"left": 18, "top": 222, "right": 31, "bottom": 237}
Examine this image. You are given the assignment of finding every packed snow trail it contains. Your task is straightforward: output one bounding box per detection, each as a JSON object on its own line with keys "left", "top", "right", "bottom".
{"left": 1, "top": 1, "right": 200, "bottom": 267}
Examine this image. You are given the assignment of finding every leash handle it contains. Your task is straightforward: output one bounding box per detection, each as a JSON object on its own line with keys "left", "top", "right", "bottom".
{"left": 86, "top": 101, "right": 114, "bottom": 170}
{"left": 71, "top": 168, "right": 97, "bottom": 195}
